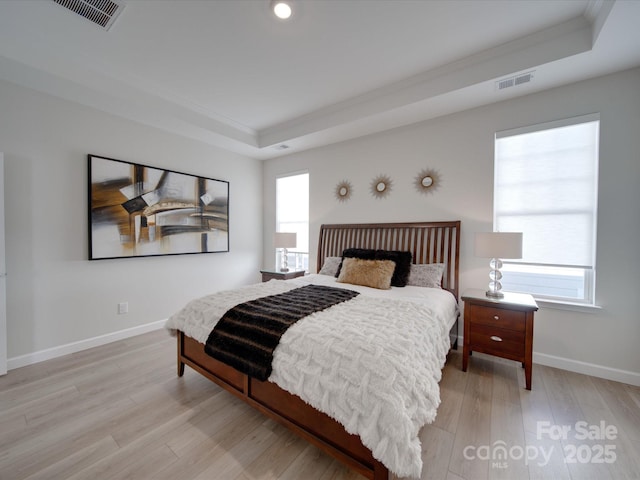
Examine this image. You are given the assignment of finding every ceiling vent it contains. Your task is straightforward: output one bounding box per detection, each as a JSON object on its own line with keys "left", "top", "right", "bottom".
{"left": 496, "top": 71, "right": 535, "bottom": 91}
{"left": 52, "top": 0, "right": 124, "bottom": 30}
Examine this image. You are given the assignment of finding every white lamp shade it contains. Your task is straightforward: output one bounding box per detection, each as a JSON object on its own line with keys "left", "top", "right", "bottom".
{"left": 274, "top": 232, "right": 297, "bottom": 249}
{"left": 475, "top": 232, "right": 523, "bottom": 259}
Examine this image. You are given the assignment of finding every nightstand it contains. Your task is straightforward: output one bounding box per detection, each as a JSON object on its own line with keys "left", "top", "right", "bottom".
{"left": 462, "top": 289, "right": 538, "bottom": 390}
{"left": 260, "top": 270, "right": 305, "bottom": 282}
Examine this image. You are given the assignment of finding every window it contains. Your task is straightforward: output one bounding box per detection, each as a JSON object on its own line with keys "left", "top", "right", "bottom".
{"left": 494, "top": 114, "right": 599, "bottom": 304}
{"left": 276, "top": 172, "right": 309, "bottom": 272}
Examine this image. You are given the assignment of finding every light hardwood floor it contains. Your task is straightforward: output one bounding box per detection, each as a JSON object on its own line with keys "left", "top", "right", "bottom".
{"left": 1, "top": 329, "right": 639, "bottom": 480}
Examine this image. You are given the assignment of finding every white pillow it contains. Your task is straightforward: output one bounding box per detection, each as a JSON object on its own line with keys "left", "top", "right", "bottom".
{"left": 407, "top": 263, "right": 445, "bottom": 288}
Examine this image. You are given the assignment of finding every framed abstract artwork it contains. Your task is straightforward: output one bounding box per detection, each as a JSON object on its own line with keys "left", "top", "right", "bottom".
{"left": 88, "top": 154, "right": 229, "bottom": 260}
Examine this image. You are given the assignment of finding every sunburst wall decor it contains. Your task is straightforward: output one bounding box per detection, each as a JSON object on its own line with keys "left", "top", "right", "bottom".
{"left": 335, "top": 180, "right": 353, "bottom": 202}
{"left": 414, "top": 168, "right": 440, "bottom": 194}
{"left": 370, "top": 174, "right": 393, "bottom": 199}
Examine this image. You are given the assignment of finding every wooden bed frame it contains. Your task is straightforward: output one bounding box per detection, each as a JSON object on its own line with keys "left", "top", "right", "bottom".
{"left": 177, "top": 221, "right": 461, "bottom": 479}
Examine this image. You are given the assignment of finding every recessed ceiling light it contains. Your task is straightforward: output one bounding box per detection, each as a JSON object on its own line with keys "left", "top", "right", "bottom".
{"left": 271, "top": 1, "right": 292, "bottom": 20}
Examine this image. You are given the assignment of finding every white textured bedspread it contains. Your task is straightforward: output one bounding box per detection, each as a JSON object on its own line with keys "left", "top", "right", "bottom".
{"left": 165, "top": 274, "right": 458, "bottom": 478}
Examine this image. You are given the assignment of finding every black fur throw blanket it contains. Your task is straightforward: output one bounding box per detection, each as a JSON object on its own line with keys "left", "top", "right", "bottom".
{"left": 205, "top": 284, "right": 359, "bottom": 381}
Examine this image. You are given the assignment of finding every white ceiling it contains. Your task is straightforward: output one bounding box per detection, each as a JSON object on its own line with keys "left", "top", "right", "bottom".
{"left": 1, "top": 0, "right": 639, "bottom": 160}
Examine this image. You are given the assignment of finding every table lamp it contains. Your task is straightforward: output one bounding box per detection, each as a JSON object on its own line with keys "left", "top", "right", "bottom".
{"left": 274, "top": 232, "right": 297, "bottom": 272}
{"left": 474, "top": 232, "right": 523, "bottom": 298}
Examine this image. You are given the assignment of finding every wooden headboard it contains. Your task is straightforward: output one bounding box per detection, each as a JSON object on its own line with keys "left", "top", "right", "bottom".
{"left": 317, "top": 221, "right": 461, "bottom": 299}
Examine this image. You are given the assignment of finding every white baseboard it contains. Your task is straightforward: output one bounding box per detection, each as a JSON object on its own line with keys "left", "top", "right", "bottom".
{"left": 7, "top": 319, "right": 166, "bottom": 371}
{"left": 533, "top": 352, "right": 640, "bottom": 387}
{"left": 455, "top": 335, "right": 640, "bottom": 387}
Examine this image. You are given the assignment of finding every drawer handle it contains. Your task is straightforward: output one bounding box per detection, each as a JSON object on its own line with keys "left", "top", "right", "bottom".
{"left": 490, "top": 335, "right": 503, "bottom": 342}
{"left": 493, "top": 315, "right": 500, "bottom": 320}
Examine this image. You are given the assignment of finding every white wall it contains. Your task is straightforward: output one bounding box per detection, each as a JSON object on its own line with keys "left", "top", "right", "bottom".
{"left": 263, "top": 67, "right": 640, "bottom": 384}
{"left": 0, "top": 79, "right": 263, "bottom": 364}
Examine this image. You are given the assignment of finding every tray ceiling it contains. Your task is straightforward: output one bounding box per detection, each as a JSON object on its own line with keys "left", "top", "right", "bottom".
{"left": 0, "top": 0, "right": 639, "bottom": 159}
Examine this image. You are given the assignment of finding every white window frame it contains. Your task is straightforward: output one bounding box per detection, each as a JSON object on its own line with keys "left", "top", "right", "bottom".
{"left": 276, "top": 171, "right": 309, "bottom": 273}
{"left": 494, "top": 114, "right": 599, "bottom": 306}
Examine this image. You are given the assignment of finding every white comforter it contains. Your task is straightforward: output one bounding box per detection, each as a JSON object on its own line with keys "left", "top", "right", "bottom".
{"left": 165, "top": 274, "right": 458, "bottom": 478}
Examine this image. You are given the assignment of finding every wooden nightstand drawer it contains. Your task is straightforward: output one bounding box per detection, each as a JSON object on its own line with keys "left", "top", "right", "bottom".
{"left": 470, "top": 324, "right": 525, "bottom": 359}
{"left": 468, "top": 304, "right": 525, "bottom": 332}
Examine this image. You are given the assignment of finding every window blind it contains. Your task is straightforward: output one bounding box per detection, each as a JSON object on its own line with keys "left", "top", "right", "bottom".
{"left": 494, "top": 115, "right": 599, "bottom": 269}
{"left": 276, "top": 172, "right": 309, "bottom": 254}
{"left": 276, "top": 172, "right": 310, "bottom": 274}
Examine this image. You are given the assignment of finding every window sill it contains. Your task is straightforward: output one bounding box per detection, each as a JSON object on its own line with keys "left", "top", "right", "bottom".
{"left": 535, "top": 298, "right": 602, "bottom": 313}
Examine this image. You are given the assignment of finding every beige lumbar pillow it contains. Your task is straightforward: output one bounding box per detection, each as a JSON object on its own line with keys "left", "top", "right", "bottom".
{"left": 336, "top": 257, "right": 396, "bottom": 290}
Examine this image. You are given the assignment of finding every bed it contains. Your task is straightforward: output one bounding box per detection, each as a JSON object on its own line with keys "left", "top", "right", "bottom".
{"left": 167, "top": 221, "right": 460, "bottom": 479}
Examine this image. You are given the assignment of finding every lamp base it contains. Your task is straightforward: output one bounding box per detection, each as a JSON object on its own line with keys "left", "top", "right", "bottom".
{"left": 485, "top": 290, "right": 504, "bottom": 298}
{"left": 280, "top": 247, "right": 289, "bottom": 273}
{"left": 486, "top": 258, "right": 504, "bottom": 298}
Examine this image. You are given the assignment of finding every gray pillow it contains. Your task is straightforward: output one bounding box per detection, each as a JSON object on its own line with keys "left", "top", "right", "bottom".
{"left": 318, "top": 256, "right": 342, "bottom": 276}
{"left": 407, "top": 263, "right": 445, "bottom": 288}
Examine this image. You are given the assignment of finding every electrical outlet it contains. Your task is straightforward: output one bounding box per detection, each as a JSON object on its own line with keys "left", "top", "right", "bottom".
{"left": 118, "top": 302, "right": 128, "bottom": 315}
